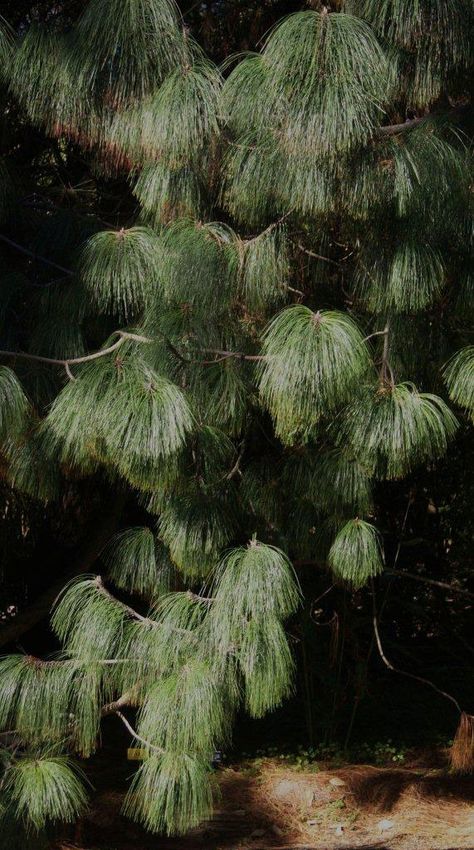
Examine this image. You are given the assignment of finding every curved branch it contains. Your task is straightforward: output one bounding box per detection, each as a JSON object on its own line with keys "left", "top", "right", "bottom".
{"left": 371, "top": 580, "right": 462, "bottom": 714}
{"left": 114, "top": 710, "right": 164, "bottom": 754}
{"left": 0, "top": 331, "right": 153, "bottom": 372}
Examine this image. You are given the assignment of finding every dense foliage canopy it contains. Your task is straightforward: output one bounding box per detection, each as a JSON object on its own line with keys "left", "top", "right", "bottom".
{"left": 0, "top": 0, "right": 472, "bottom": 839}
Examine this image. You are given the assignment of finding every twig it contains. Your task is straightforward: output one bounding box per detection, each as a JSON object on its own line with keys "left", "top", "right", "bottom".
{"left": 94, "top": 577, "right": 192, "bottom": 636}
{"left": 371, "top": 579, "right": 462, "bottom": 714}
{"left": 386, "top": 570, "right": 474, "bottom": 599}
{"left": 0, "top": 333, "right": 268, "bottom": 372}
{"left": 225, "top": 439, "right": 246, "bottom": 480}
{"left": 0, "top": 233, "right": 74, "bottom": 276}
{"left": 296, "top": 242, "right": 340, "bottom": 267}
{"left": 200, "top": 348, "right": 266, "bottom": 362}
{"left": 101, "top": 691, "right": 135, "bottom": 716}
{"left": 246, "top": 209, "right": 295, "bottom": 242}
{"left": 0, "top": 331, "right": 153, "bottom": 377}
{"left": 363, "top": 329, "right": 389, "bottom": 343}
{"left": 95, "top": 576, "right": 148, "bottom": 623}
{"left": 114, "top": 710, "right": 164, "bottom": 754}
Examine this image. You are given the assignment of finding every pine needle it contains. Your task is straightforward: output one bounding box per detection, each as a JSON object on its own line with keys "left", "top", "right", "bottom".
{"left": 239, "top": 615, "right": 295, "bottom": 718}
{"left": 328, "top": 518, "right": 384, "bottom": 588}
{"left": 44, "top": 346, "right": 194, "bottom": 479}
{"left": 102, "top": 527, "right": 172, "bottom": 599}
{"left": 74, "top": 0, "right": 184, "bottom": 106}
{"left": 133, "top": 161, "right": 204, "bottom": 226}
{"left": 123, "top": 751, "right": 213, "bottom": 835}
{"left": 158, "top": 485, "right": 238, "bottom": 576}
{"left": 138, "top": 658, "right": 228, "bottom": 755}
{"left": 258, "top": 307, "right": 370, "bottom": 443}
{"left": 355, "top": 241, "right": 446, "bottom": 313}
{"left": 5, "top": 755, "right": 88, "bottom": 831}
{"left": 158, "top": 219, "right": 237, "bottom": 313}
{"left": 0, "top": 367, "right": 31, "bottom": 442}
{"left": 444, "top": 346, "right": 474, "bottom": 421}
{"left": 239, "top": 226, "right": 290, "bottom": 312}
{"left": 337, "top": 382, "right": 459, "bottom": 479}
{"left": 262, "top": 11, "right": 389, "bottom": 156}
{"left": 211, "top": 540, "right": 301, "bottom": 622}
{"left": 51, "top": 576, "right": 129, "bottom": 661}
{"left": 347, "top": 0, "right": 472, "bottom": 107}
{"left": 78, "top": 227, "right": 162, "bottom": 319}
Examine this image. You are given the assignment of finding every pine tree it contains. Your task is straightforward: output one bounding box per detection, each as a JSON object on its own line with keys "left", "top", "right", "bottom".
{"left": 0, "top": 0, "right": 472, "bottom": 836}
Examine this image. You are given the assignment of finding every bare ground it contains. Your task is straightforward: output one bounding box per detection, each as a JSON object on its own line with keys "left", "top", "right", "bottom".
{"left": 58, "top": 754, "right": 474, "bottom": 850}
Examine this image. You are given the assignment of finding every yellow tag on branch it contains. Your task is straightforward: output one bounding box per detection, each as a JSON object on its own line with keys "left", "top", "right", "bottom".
{"left": 127, "top": 748, "right": 147, "bottom": 761}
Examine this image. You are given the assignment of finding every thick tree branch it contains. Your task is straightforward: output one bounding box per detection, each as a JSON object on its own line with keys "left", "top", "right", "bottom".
{"left": 376, "top": 105, "right": 469, "bottom": 137}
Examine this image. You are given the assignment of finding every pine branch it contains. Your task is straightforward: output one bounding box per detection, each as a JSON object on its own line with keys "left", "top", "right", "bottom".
{"left": 376, "top": 106, "right": 469, "bottom": 137}
{"left": 0, "top": 331, "right": 154, "bottom": 382}
{"left": 0, "top": 232, "right": 74, "bottom": 276}
{"left": 371, "top": 581, "right": 462, "bottom": 714}
{"left": 296, "top": 241, "right": 341, "bottom": 267}
{"left": 114, "top": 710, "right": 164, "bottom": 754}
{"left": 200, "top": 349, "right": 265, "bottom": 362}
{"left": 101, "top": 692, "right": 135, "bottom": 716}
{"left": 386, "top": 570, "right": 474, "bottom": 599}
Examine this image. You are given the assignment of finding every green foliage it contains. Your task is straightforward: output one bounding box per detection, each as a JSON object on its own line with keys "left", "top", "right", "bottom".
{"left": 51, "top": 576, "right": 129, "bottom": 660}
{"left": 133, "top": 161, "right": 204, "bottom": 226}
{"left": 73, "top": 0, "right": 183, "bottom": 106}
{"left": 355, "top": 241, "right": 446, "bottom": 313}
{"left": 261, "top": 11, "right": 389, "bottom": 157}
{"left": 210, "top": 540, "right": 301, "bottom": 622}
{"left": 207, "top": 542, "right": 300, "bottom": 716}
{"left": 158, "top": 219, "right": 237, "bottom": 313}
{"left": 239, "top": 615, "right": 295, "bottom": 718}
{"left": 337, "top": 383, "right": 459, "bottom": 479}
{"left": 0, "top": 367, "right": 31, "bottom": 442}
{"left": 0, "top": 15, "right": 13, "bottom": 73}
{"left": 123, "top": 751, "right": 213, "bottom": 836}
{"left": 102, "top": 527, "right": 172, "bottom": 598}
{"left": 5, "top": 755, "right": 88, "bottom": 831}
{"left": 189, "top": 360, "right": 250, "bottom": 437}
{"left": 258, "top": 307, "right": 370, "bottom": 443}
{"left": 78, "top": 227, "right": 162, "bottom": 319}
{"left": 220, "top": 132, "right": 283, "bottom": 227}
{"left": 239, "top": 226, "right": 290, "bottom": 312}
{"left": 10, "top": 26, "right": 87, "bottom": 138}
{"left": 444, "top": 347, "right": 474, "bottom": 421}
{"left": 138, "top": 658, "right": 227, "bottom": 754}
{"left": 346, "top": 0, "right": 473, "bottom": 106}
{"left": 44, "top": 346, "right": 193, "bottom": 478}
{"left": 312, "top": 450, "right": 373, "bottom": 517}
{"left": 0, "top": 0, "right": 472, "bottom": 840}
{"left": 328, "top": 518, "right": 384, "bottom": 588}
{"left": 157, "top": 485, "right": 238, "bottom": 576}
{"left": 138, "top": 60, "right": 222, "bottom": 162}
{"left": 4, "top": 430, "right": 60, "bottom": 504}
{"left": 0, "top": 656, "right": 74, "bottom": 747}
